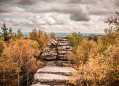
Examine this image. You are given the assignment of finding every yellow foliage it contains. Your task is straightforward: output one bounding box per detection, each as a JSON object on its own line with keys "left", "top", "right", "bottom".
{"left": 0, "top": 38, "right": 43, "bottom": 85}
{"left": 69, "top": 18, "right": 119, "bottom": 85}
{"left": 70, "top": 38, "right": 98, "bottom": 65}
{"left": 70, "top": 43, "right": 119, "bottom": 85}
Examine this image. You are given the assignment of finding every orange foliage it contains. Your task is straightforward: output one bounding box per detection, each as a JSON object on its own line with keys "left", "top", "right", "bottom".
{"left": 69, "top": 13, "right": 119, "bottom": 85}
{"left": 0, "top": 38, "right": 43, "bottom": 85}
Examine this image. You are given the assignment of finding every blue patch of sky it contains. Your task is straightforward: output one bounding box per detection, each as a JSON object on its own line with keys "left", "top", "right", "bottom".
{"left": 17, "top": 5, "right": 29, "bottom": 9}
{"left": 0, "top": 16, "right": 26, "bottom": 20}
{"left": 11, "top": 4, "right": 29, "bottom": 9}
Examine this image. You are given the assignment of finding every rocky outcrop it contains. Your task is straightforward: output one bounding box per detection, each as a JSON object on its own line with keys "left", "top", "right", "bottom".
{"left": 57, "top": 37, "right": 72, "bottom": 60}
{"left": 41, "top": 37, "right": 72, "bottom": 61}
{"left": 31, "top": 66, "right": 76, "bottom": 86}
{"left": 31, "top": 37, "right": 91, "bottom": 86}
{"left": 41, "top": 42, "right": 57, "bottom": 60}
{"left": 31, "top": 37, "right": 75, "bottom": 86}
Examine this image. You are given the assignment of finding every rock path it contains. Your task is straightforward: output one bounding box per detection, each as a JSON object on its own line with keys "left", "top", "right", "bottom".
{"left": 31, "top": 66, "right": 76, "bottom": 86}
{"left": 31, "top": 37, "right": 76, "bottom": 86}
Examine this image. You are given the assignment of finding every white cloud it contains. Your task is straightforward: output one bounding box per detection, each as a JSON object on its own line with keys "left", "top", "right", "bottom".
{"left": 0, "top": 0, "right": 119, "bottom": 33}
{"left": 27, "top": 14, "right": 66, "bottom": 25}
{"left": 27, "top": 2, "right": 90, "bottom": 21}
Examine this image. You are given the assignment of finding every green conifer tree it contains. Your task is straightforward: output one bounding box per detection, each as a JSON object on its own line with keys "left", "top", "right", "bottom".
{"left": 0, "top": 23, "right": 9, "bottom": 41}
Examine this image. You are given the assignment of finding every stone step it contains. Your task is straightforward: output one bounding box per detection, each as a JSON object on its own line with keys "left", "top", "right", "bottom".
{"left": 31, "top": 82, "right": 50, "bottom": 86}
{"left": 33, "top": 73, "right": 69, "bottom": 85}
{"left": 37, "top": 66, "right": 75, "bottom": 76}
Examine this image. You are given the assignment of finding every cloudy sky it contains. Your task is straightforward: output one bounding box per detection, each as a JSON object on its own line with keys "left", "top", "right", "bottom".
{"left": 0, "top": 0, "right": 119, "bottom": 33}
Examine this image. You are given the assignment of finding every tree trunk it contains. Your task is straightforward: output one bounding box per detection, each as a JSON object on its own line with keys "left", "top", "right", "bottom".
{"left": 17, "top": 61, "right": 20, "bottom": 86}
{"left": 3, "top": 68, "right": 5, "bottom": 86}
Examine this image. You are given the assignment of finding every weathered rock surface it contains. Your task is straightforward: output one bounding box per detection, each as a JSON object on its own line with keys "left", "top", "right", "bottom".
{"left": 48, "top": 39, "right": 57, "bottom": 46}
{"left": 41, "top": 37, "right": 72, "bottom": 61}
{"left": 32, "top": 66, "right": 76, "bottom": 86}
{"left": 33, "top": 37, "right": 75, "bottom": 86}
{"left": 34, "top": 73, "right": 69, "bottom": 84}
{"left": 43, "top": 61, "right": 57, "bottom": 66}
{"left": 31, "top": 82, "right": 50, "bottom": 86}
{"left": 57, "top": 37, "right": 72, "bottom": 60}
{"left": 37, "top": 66, "right": 75, "bottom": 76}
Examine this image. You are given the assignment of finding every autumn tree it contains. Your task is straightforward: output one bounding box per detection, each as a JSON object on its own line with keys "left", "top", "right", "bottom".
{"left": 69, "top": 42, "right": 119, "bottom": 85}
{"left": 0, "top": 37, "right": 43, "bottom": 85}
{"left": 69, "top": 38, "right": 97, "bottom": 66}
{"left": 15, "top": 29, "right": 24, "bottom": 39}
{"left": 29, "top": 29, "right": 49, "bottom": 51}
{"left": 69, "top": 12, "right": 119, "bottom": 86}
{"left": 68, "top": 32, "right": 83, "bottom": 52}
{"left": 50, "top": 32, "right": 57, "bottom": 40}
{"left": 8, "top": 27, "right": 16, "bottom": 40}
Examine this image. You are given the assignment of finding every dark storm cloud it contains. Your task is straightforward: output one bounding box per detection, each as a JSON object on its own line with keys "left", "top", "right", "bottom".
{"left": 0, "top": 5, "right": 25, "bottom": 13}
{"left": 70, "top": 12, "right": 89, "bottom": 21}
{"left": 68, "top": 0, "right": 81, "bottom": 4}
{"left": 27, "top": 4, "right": 90, "bottom": 21}
{"left": 68, "top": 0, "right": 97, "bottom": 4}
{"left": 0, "top": 0, "right": 40, "bottom": 6}
{"left": 89, "top": 10, "right": 115, "bottom": 15}
{"left": 88, "top": 0, "right": 119, "bottom": 16}
{"left": 0, "top": 6, "right": 10, "bottom": 13}
{"left": 13, "top": 0, "right": 39, "bottom": 6}
{"left": 0, "top": 0, "right": 13, "bottom": 4}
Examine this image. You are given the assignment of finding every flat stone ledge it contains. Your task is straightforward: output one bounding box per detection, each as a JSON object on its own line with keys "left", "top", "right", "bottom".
{"left": 37, "top": 66, "right": 75, "bottom": 76}
{"left": 34, "top": 73, "right": 69, "bottom": 83}
{"left": 30, "top": 82, "right": 50, "bottom": 86}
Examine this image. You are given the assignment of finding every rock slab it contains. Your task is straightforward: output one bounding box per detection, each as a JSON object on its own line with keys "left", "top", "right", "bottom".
{"left": 32, "top": 66, "right": 76, "bottom": 86}
{"left": 37, "top": 66, "right": 75, "bottom": 76}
